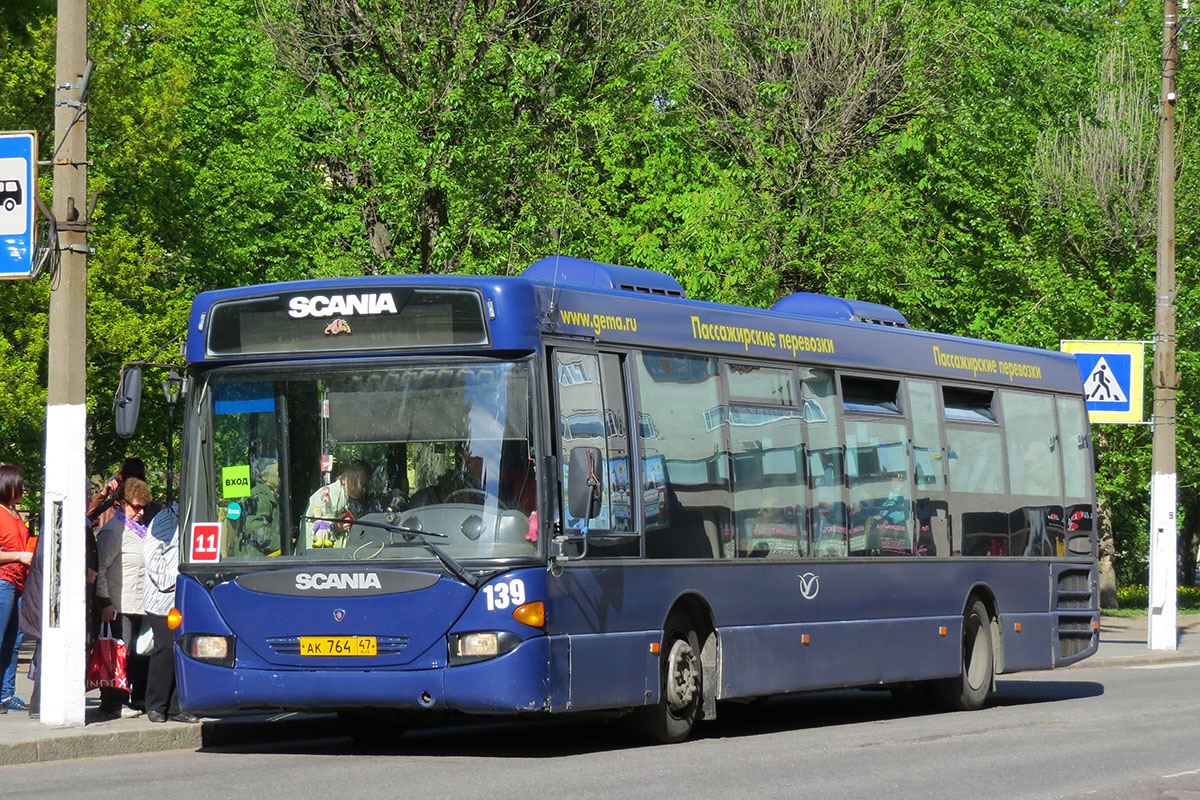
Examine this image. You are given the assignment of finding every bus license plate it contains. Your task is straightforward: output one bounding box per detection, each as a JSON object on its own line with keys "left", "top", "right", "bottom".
{"left": 298, "top": 636, "right": 377, "bottom": 657}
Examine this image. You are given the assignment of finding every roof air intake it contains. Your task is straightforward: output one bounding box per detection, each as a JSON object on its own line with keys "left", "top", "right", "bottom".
{"left": 522, "top": 256, "right": 686, "bottom": 298}
{"left": 770, "top": 292, "right": 909, "bottom": 327}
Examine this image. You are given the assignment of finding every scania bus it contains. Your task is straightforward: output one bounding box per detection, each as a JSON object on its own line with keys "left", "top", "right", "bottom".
{"left": 166, "top": 256, "right": 1098, "bottom": 743}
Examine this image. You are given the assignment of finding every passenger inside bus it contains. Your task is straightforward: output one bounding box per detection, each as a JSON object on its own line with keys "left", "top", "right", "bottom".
{"left": 236, "top": 459, "right": 280, "bottom": 555}
{"left": 302, "top": 459, "right": 379, "bottom": 550}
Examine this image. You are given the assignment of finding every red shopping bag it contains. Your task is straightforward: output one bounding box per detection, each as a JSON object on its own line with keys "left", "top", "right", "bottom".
{"left": 85, "top": 627, "right": 129, "bottom": 692}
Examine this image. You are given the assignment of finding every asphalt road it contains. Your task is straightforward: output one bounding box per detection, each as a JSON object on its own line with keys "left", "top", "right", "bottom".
{"left": 2, "top": 657, "right": 1198, "bottom": 800}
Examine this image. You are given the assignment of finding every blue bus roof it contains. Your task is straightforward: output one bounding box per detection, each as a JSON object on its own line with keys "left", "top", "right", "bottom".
{"left": 187, "top": 258, "right": 1082, "bottom": 393}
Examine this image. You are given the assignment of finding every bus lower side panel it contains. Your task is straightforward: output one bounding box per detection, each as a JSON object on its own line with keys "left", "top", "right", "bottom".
{"left": 719, "top": 617, "right": 963, "bottom": 698}
{"left": 177, "top": 637, "right": 552, "bottom": 717}
{"left": 547, "top": 612, "right": 1092, "bottom": 713}
{"left": 716, "top": 611, "right": 1093, "bottom": 697}
{"left": 543, "top": 612, "right": 1082, "bottom": 714}
{"left": 546, "top": 631, "right": 661, "bottom": 713}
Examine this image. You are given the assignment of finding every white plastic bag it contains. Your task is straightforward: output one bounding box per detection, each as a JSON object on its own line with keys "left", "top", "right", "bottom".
{"left": 135, "top": 623, "right": 155, "bottom": 656}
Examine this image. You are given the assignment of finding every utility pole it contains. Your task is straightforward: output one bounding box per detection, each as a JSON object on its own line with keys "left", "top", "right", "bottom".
{"left": 1149, "top": 0, "right": 1179, "bottom": 651}
{"left": 41, "top": 0, "right": 90, "bottom": 723}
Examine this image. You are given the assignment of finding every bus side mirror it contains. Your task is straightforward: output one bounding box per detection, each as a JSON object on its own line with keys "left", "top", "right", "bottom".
{"left": 114, "top": 365, "right": 143, "bottom": 439}
{"left": 567, "top": 447, "right": 602, "bottom": 521}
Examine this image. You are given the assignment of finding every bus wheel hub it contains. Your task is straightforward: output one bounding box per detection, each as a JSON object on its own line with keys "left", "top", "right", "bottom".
{"left": 665, "top": 639, "right": 697, "bottom": 710}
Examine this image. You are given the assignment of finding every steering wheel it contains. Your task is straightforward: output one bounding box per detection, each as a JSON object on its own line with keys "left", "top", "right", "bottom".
{"left": 445, "top": 488, "right": 506, "bottom": 509}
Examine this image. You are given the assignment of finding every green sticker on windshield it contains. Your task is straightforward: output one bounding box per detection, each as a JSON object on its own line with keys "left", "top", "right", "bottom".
{"left": 222, "top": 464, "right": 251, "bottom": 499}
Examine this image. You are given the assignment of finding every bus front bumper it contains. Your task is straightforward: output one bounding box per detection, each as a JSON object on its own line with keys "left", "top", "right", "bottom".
{"left": 176, "top": 637, "right": 551, "bottom": 717}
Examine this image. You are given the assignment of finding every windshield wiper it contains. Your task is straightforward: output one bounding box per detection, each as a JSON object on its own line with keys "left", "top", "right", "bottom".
{"left": 304, "top": 515, "right": 478, "bottom": 588}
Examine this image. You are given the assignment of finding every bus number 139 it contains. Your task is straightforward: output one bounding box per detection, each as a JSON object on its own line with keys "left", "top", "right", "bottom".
{"left": 483, "top": 579, "right": 526, "bottom": 610}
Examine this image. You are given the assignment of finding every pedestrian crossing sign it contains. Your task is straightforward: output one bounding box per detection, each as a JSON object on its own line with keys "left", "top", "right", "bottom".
{"left": 1060, "top": 340, "right": 1145, "bottom": 423}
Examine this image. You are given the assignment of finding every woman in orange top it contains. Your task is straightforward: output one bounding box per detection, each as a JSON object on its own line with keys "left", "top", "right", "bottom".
{"left": 0, "top": 464, "right": 32, "bottom": 712}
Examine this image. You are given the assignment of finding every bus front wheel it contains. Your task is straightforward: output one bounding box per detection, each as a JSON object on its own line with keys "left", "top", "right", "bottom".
{"left": 637, "top": 613, "right": 702, "bottom": 744}
{"left": 934, "top": 599, "right": 994, "bottom": 711}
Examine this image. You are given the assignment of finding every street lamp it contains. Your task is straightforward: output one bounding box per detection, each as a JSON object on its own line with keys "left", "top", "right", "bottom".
{"left": 162, "top": 370, "right": 183, "bottom": 504}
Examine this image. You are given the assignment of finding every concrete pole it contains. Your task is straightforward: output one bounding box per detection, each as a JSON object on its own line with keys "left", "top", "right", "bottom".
{"left": 41, "top": 0, "right": 89, "bottom": 724}
{"left": 1149, "top": 0, "right": 1179, "bottom": 651}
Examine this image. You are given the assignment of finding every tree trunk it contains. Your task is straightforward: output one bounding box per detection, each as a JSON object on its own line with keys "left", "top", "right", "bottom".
{"left": 1098, "top": 496, "right": 1119, "bottom": 609}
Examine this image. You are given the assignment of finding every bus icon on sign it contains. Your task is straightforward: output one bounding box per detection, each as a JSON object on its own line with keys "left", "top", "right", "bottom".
{"left": 0, "top": 179, "right": 20, "bottom": 212}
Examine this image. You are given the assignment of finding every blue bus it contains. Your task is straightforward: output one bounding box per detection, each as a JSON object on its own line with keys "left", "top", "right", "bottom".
{"left": 169, "top": 256, "right": 1098, "bottom": 743}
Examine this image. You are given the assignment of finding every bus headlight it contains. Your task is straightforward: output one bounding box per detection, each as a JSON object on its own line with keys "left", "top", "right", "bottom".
{"left": 179, "top": 634, "right": 236, "bottom": 668}
{"left": 447, "top": 631, "right": 521, "bottom": 665}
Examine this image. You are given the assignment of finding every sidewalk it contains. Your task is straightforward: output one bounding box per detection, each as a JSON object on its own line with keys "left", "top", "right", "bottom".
{"left": 0, "top": 615, "right": 1197, "bottom": 766}
{"left": 0, "top": 641, "right": 334, "bottom": 766}
{"left": 1082, "top": 612, "right": 1200, "bottom": 668}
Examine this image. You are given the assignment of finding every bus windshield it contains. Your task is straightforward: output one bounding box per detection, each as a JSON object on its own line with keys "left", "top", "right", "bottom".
{"left": 189, "top": 360, "right": 538, "bottom": 564}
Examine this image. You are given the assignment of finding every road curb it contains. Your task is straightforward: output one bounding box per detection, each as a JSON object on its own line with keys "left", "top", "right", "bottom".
{"left": 1066, "top": 651, "right": 1200, "bottom": 670}
{"left": 0, "top": 724, "right": 202, "bottom": 766}
{"left": 0, "top": 712, "right": 336, "bottom": 767}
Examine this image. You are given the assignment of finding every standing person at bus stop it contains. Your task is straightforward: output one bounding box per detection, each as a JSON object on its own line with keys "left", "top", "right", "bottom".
{"left": 18, "top": 532, "right": 43, "bottom": 718}
{"left": 142, "top": 501, "right": 199, "bottom": 723}
{"left": 87, "top": 458, "right": 149, "bottom": 529}
{"left": 0, "top": 464, "right": 33, "bottom": 713}
{"left": 95, "top": 477, "right": 154, "bottom": 718}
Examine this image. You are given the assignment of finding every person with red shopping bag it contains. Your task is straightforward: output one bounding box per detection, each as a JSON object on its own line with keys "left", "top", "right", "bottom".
{"left": 0, "top": 464, "right": 33, "bottom": 713}
{"left": 94, "top": 477, "right": 154, "bottom": 719}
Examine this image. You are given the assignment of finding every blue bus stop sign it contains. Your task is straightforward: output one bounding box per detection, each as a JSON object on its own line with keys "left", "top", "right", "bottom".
{"left": 0, "top": 131, "right": 37, "bottom": 280}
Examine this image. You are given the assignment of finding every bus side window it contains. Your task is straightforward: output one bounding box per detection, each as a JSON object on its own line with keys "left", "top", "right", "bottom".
{"left": 1056, "top": 397, "right": 1095, "bottom": 556}
{"left": 908, "top": 379, "right": 949, "bottom": 556}
{"left": 724, "top": 363, "right": 805, "bottom": 559}
{"left": 553, "top": 351, "right": 636, "bottom": 557}
{"left": 802, "top": 369, "right": 846, "bottom": 558}
{"left": 635, "top": 351, "right": 727, "bottom": 559}
{"left": 1002, "top": 391, "right": 1064, "bottom": 557}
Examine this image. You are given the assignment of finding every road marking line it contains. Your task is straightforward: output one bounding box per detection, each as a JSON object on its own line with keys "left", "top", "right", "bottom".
{"left": 1129, "top": 661, "right": 1200, "bottom": 670}
{"left": 1163, "top": 768, "right": 1200, "bottom": 779}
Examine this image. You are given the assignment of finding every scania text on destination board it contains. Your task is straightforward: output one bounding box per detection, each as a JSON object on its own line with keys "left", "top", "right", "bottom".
{"left": 288, "top": 293, "right": 398, "bottom": 318}
{"left": 931, "top": 345, "right": 1043, "bottom": 382}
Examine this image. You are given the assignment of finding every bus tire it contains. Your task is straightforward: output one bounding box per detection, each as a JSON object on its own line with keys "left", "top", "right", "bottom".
{"left": 934, "top": 599, "right": 994, "bottom": 711}
{"left": 638, "top": 613, "right": 703, "bottom": 744}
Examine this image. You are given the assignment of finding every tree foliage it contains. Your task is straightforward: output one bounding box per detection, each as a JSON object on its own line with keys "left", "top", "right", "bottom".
{"left": 0, "top": 0, "right": 1192, "bottom": 585}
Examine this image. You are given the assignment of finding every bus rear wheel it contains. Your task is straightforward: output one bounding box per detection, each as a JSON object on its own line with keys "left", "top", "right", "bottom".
{"left": 637, "top": 613, "right": 702, "bottom": 744}
{"left": 934, "top": 599, "right": 994, "bottom": 711}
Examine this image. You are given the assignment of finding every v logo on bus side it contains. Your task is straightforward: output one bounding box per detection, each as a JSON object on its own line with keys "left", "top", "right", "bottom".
{"left": 798, "top": 572, "right": 820, "bottom": 600}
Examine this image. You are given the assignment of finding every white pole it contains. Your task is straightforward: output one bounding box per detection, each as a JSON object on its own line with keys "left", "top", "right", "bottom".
{"left": 41, "top": 0, "right": 89, "bottom": 724}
